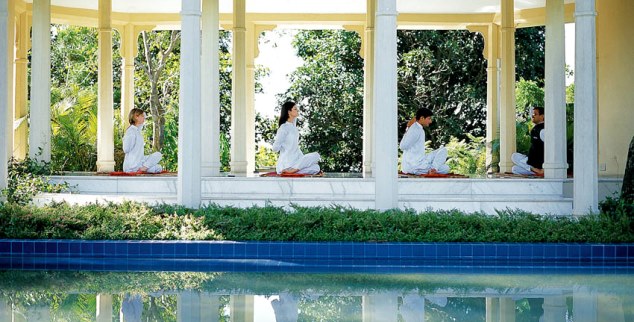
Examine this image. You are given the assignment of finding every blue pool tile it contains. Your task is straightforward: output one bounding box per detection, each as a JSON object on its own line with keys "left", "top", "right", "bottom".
{"left": 580, "top": 245, "right": 592, "bottom": 258}
{"left": 208, "top": 243, "right": 223, "bottom": 256}
{"left": 401, "top": 244, "right": 413, "bottom": 258}
{"left": 81, "top": 242, "right": 93, "bottom": 255}
{"left": 163, "top": 243, "right": 175, "bottom": 257}
{"left": 615, "top": 245, "right": 628, "bottom": 258}
{"left": 269, "top": 243, "right": 282, "bottom": 258}
{"left": 532, "top": 245, "right": 544, "bottom": 258}
{"left": 139, "top": 243, "right": 152, "bottom": 256}
{"left": 34, "top": 242, "right": 46, "bottom": 254}
{"left": 340, "top": 243, "right": 353, "bottom": 258}
{"left": 11, "top": 241, "right": 23, "bottom": 253}
{"left": 0, "top": 241, "right": 10, "bottom": 254}
{"left": 281, "top": 244, "right": 294, "bottom": 257}
{"left": 426, "top": 244, "right": 438, "bottom": 258}
{"left": 128, "top": 243, "right": 140, "bottom": 256}
{"left": 508, "top": 244, "right": 520, "bottom": 258}
{"left": 57, "top": 242, "right": 69, "bottom": 255}
{"left": 484, "top": 245, "right": 496, "bottom": 257}
{"left": 520, "top": 245, "right": 532, "bottom": 259}
{"left": 353, "top": 244, "right": 365, "bottom": 257}
{"left": 69, "top": 242, "right": 81, "bottom": 255}
{"left": 93, "top": 242, "right": 105, "bottom": 256}
{"left": 257, "top": 243, "right": 271, "bottom": 257}
{"left": 568, "top": 245, "right": 580, "bottom": 258}
{"left": 293, "top": 243, "right": 306, "bottom": 257}
{"left": 115, "top": 243, "right": 127, "bottom": 256}
{"left": 544, "top": 245, "right": 557, "bottom": 258}
{"left": 592, "top": 245, "right": 604, "bottom": 258}
{"left": 460, "top": 244, "right": 472, "bottom": 257}
{"left": 473, "top": 244, "right": 485, "bottom": 258}
{"left": 174, "top": 243, "right": 187, "bottom": 256}
{"left": 103, "top": 242, "right": 117, "bottom": 256}
{"left": 604, "top": 245, "right": 615, "bottom": 258}
{"left": 497, "top": 244, "right": 509, "bottom": 258}
{"left": 22, "top": 241, "right": 34, "bottom": 254}
{"left": 388, "top": 244, "right": 401, "bottom": 258}
{"left": 556, "top": 245, "right": 568, "bottom": 258}
{"left": 185, "top": 243, "right": 198, "bottom": 257}
{"left": 233, "top": 243, "right": 246, "bottom": 258}
{"left": 629, "top": 245, "right": 634, "bottom": 258}
{"left": 376, "top": 244, "right": 389, "bottom": 257}
{"left": 365, "top": 244, "right": 377, "bottom": 258}
{"left": 46, "top": 242, "right": 57, "bottom": 255}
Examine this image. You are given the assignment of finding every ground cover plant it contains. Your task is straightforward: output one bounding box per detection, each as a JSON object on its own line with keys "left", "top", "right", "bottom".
{"left": 0, "top": 201, "right": 631, "bottom": 243}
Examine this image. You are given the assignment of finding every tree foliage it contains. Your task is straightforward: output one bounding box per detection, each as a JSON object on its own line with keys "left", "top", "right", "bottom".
{"left": 280, "top": 30, "right": 364, "bottom": 172}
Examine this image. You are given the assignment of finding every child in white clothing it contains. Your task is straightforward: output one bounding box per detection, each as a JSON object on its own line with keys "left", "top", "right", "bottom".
{"left": 122, "top": 108, "right": 163, "bottom": 173}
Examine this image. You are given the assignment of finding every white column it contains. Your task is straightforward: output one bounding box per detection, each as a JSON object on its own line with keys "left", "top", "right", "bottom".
{"left": 244, "top": 23, "right": 257, "bottom": 175}
{"left": 573, "top": 0, "right": 598, "bottom": 215}
{"left": 230, "top": 295, "right": 254, "bottom": 322}
{"left": 542, "top": 296, "right": 567, "bottom": 322}
{"left": 573, "top": 286, "right": 598, "bottom": 322}
{"left": 230, "top": 0, "right": 249, "bottom": 175}
{"left": 0, "top": 0, "right": 9, "bottom": 190}
{"left": 0, "top": 297, "right": 9, "bottom": 321}
{"left": 178, "top": 0, "right": 202, "bottom": 208}
{"left": 96, "top": 294, "right": 113, "bottom": 322}
{"left": 486, "top": 297, "right": 500, "bottom": 322}
{"left": 96, "top": 0, "right": 115, "bottom": 172}
{"left": 543, "top": 0, "right": 568, "bottom": 179}
{"left": 200, "top": 293, "right": 221, "bottom": 322}
{"left": 499, "top": 298, "right": 515, "bottom": 322}
{"left": 13, "top": 12, "right": 29, "bottom": 160}
{"left": 363, "top": 0, "right": 375, "bottom": 176}
{"left": 362, "top": 294, "right": 398, "bottom": 322}
{"left": 120, "top": 23, "right": 137, "bottom": 129}
{"left": 29, "top": 0, "right": 51, "bottom": 162}
{"left": 201, "top": 0, "right": 221, "bottom": 176}
{"left": 178, "top": 291, "right": 203, "bottom": 321}
{"left": 499, "top": 0, "right": 516, "bottom": 173}
{"left": 373, "top": 0, "right": 398, "bottom": 210}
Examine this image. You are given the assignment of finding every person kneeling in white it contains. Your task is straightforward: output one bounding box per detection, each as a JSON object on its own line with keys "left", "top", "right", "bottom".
{"left": 399, "top": 107, "right": 449, "bottom": 175}
{"left": 272, "top": 101, "right": 321, "bottom": 174}
{"left": 123, "top": 108, "right": 163, "bottom": 173}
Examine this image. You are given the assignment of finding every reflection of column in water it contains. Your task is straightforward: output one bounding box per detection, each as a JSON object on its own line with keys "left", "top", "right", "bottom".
{"left": 177, "top": 291, "right": 222, "bottom": 322}
{"left": 96, "top": 294, "right": 113, "bottom": 322}
{"left": 271, "top": 292, "right": 299, "bottom": 322}
{"left": 573, "top": 286, "right": 598, "bottom": 322}
{"left": 120, "top": 294, "right": 142, "bottom": 322}
{"left": 486, "top": 298, "right": 500, "bottom": 322}
{"left": 598, "top": 295, "right": 626, "bottom": 322}
{"left": 26, "top": 305, "right": 51, "bottom": 321}
{"left": 542, "top": 296, "right": 567, "bottom": 322}
{"left": 362, "top": 293, "right": 399, "bottom": 322}
{"left": 230, "top": 295, "right": 254, "bottom": 322}
{"left": 400, "top": 294, "right": 424, "bottom": 322}
{"left": 0, "top": 297, "right": 11, "bottom": 321}
{"left": 499, "top": 298, "right": 515, "bottom": 322}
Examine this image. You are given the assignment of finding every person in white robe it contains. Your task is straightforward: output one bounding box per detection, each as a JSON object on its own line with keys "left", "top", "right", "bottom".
{"left": 123, "top": 108, "right": 163, "bottom": 173}
{"left": 272, "top": 101, "right": 321, "bottom": 174}
{"left": 399, "top": 107, "right": 450, "bottom": 175}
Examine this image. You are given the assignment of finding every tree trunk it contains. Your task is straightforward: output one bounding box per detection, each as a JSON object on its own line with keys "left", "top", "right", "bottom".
{"left": 621, "top": 135, "right": 634, "bottom": 203}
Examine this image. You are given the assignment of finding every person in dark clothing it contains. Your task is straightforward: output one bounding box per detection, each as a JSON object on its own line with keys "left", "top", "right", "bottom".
{"left": 512, "top": 106, "right": 545, "bottom": 175}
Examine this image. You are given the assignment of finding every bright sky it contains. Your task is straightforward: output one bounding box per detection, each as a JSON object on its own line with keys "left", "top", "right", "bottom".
{"left": 255, "top": 25, "right": 576, "bottom": 118}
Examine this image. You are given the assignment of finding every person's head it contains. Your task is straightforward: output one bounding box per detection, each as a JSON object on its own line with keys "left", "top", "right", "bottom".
{"left": 415, "top": 107, "right": 434, "bottom": 127}
{"left": 531, "top": 106, "right": 545, "bottom": 124}
{"left": 278, "top": 101, "right": 299, "bottom": 126}
{"left": 128, "top": 108, "right": 146, "bottom": 126}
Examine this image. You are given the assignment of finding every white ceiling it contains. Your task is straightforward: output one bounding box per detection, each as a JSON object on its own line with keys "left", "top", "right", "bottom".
{"left": 31, "top": 0, "right": 576, "bottom": 14}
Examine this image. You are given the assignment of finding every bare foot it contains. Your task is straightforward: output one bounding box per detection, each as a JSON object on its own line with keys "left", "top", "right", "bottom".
{"left": 282, "top": 168, "right": 299, "bottom": 174}
{"left": 139, "top": 166, "right": 148, "bottom": 172}
{"left": 429, "top": 168, "right": 438, "bottom": 174}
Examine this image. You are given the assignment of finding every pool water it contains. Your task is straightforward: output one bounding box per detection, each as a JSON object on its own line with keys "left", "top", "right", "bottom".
{"left": 0, "top": 270, "right": 632, "bottom": 321}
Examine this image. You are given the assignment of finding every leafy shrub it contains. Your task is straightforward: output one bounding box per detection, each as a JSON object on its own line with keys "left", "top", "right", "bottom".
{"left": 446, "top": 134, "right": 486, "bottom": 175}
{"left": 2, "top": 157, "right": 70, "bottom": 205}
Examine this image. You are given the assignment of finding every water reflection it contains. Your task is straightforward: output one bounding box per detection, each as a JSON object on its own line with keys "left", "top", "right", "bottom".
{"left": 0, "top": 271, "right": 632, "bottom": 321}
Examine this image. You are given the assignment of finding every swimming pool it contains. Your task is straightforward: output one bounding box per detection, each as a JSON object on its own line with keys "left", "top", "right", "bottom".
{"left": 1, "top": 240, "right": 633, "bottom": 321}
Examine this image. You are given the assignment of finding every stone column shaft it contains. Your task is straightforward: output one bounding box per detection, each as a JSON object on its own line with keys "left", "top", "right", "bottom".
{"left": 96, "top": 294, "right": 113, "bottom": 322}
{"left": 573, "top": 0, "right": 599, "bottom": 214}
{"left": 96, "top": 0, "right": 115, "bottom": 172}
{"left": 0, "top": 0, "right": 10, "bottom": 189}
{"left": 177, "top": 0, "right": 202, "bottom": 207}
{"left": 499, "top": 0, "right": 516, "bottom": 173}
{"left": 485, "top": 24, "right": 500, "bottom": 173}
{"left": 544, "top": 0, "right": 568, "bottom": 178}
{"left": 363, "top": 0, "right": 375, "bottom": 176}
{"left": 230, "top": 0, "right": 249, "bottom": 174}
{"left": 30, "top": 0, "right": 51, "bottom": 162}
{"left": 201, "top": 0, "right": 221, "bottom": 176}
{"left": 373, "top": 0, "right": 398, "bottom": 210}
{"left": 13, "top": 12, "right": 29, "bottom": 160}
{"left": 120, "top": 23, "right": 136, "bottom": 129}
